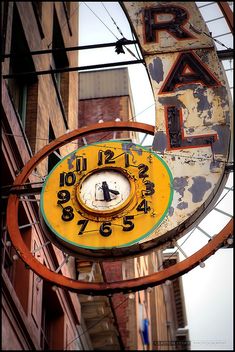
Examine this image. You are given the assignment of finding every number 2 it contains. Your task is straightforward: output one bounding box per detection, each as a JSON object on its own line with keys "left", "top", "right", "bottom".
{"left": 138, "top": 164, "right": 149, "bottom": 178}
{"left": 98, "top": 150, "right": 115, "bottom": 166}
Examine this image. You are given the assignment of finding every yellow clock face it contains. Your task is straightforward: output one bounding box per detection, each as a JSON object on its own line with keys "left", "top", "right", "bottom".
{"left": 40, "top": 141, "right": 173, "bottom": 255}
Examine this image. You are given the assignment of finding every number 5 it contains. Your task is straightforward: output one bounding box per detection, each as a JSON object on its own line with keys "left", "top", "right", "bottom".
{"left": 122, "top": 216, "right": 134, "bottom": 231}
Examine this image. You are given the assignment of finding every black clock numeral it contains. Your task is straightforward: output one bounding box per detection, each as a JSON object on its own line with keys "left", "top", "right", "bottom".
{"left": 76, "top": 157, "right": 87, "bottom": 172}
{"left": 144, "top": 180, "right": 155, "bottom": 196}
{"left": 125, "top": 153, "right": 130, "bottom": 167}
{"left": 57, "top": 190, "right": 70, "bottom": 204}
{"left": 105, "top": 150, "right": 115, "bottom": 164}
{"left": 122, "top": 216, "right": 134, "bottom": 232}
{"left": 138, "top": 164, "right": 149, "bottom": 178}
{"left": 98, "top": 150, "right": 115, "bottom": 166}
{"left": 77, "top": 219, "right": 89, "bottom": 235}
{"left": 100, "top": 222, "right": 112, "bottom": 237}
{"left": 98, "top": 150, "right": 103, "bottom": 166}
{"left": 59, "top": 171, "right": 76, "bottom": 187}
{"left": 136, "top": 199, "right": 150, "bottom": 213}
{"left": 61, "top": 206, "right": 74, "bottom": 221}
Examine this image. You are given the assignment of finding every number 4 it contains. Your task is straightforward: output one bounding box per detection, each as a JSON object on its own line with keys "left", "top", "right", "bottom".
{"left": 136, "top": 199, "right": 150, "bottom": 213}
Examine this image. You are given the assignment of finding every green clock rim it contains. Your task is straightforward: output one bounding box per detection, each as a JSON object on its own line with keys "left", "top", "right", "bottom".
{"left": 40, "top": 140, "right": 174, "bottom": 251}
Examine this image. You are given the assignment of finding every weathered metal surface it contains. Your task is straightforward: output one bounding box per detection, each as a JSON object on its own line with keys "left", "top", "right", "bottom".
{"left": 40, "top": 140, "right": 173, "bottom": 254}
{"left": 122, "top": 2, "right": 214, "bottom": 54}
{"left": 121, "top": 2, "right": 232, "bottom": 244}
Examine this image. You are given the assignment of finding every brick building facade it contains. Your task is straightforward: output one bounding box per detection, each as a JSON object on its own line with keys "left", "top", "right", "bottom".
{"left": 1, "top": 2, "right": 91, "bottom": 350}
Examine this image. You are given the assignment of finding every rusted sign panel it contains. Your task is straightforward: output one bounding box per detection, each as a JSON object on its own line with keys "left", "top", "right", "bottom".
{"left": 121, "top": 2, "right": 232, "bottom": 243}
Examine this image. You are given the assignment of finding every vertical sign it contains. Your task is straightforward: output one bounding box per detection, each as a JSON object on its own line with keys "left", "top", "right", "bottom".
{"left": 121, "top": 2, "right": 232, "bottom": 242}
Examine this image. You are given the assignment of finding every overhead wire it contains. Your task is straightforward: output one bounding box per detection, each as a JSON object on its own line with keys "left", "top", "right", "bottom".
{"left": 101, "top": 2, "right": 124, "bottom": 37}
{"left": 101, "top": 2, "right": 140, "bottom": 60}
{"left": 82, "top": 1, "right": 140, "bottom": 61}
{"left": 81, "top": 1, "right": 119, "bottom": 40}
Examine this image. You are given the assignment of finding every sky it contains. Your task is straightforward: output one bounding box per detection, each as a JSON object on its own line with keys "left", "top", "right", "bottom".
{"left": 78, "top": 2, "right": 233, "bottom": 350}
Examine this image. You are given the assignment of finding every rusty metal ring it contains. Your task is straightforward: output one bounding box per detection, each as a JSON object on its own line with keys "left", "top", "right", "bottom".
{"left": 6, "top": 121, "right": 233, "bottom": 295}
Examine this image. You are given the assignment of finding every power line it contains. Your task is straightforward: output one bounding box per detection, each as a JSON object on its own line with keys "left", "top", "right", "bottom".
{"left": 101, "top": 2, "right": 124, "bottom": 38}
{"left": 82, "top": 2, "right": 140, "bottom": 60}
{"left": 189, "top": 22, "right": 232, "bottom": 50}
{"left": 81, "top": 2, "right": 119, "bottom": 40}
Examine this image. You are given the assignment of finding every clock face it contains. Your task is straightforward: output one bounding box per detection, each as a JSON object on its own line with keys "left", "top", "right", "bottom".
{"left": 78, "top": 169, "right": 131, "bottom": 212}
{"left": 40, "top": 141, "right": 173, "bottom": 256}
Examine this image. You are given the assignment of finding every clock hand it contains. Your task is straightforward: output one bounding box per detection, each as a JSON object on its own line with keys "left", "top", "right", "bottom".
{"left": 101, "top": 181, "right": 120, "bottom": 201}
{"left": 102, "top": 181, "right": 111, "bottom": 202}
{"left": 108, "top": 189, "right": 120, "bottom": 196}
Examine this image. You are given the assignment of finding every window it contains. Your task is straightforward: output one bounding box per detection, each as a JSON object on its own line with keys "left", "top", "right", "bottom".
{"left": 1, "top": 159, "right": 16, "bottom": 282}
{"left": 1, "top": 201, "right": 31, "bottom": 315}
{"left": 48, "top": 122, "right": 61, "bottom": 173}
{"left": 52, "top": 9, "right": 69, "bottom": 119}
{"left": 32, "top": 2, "right": 44, "bottom": 39}
{"left": 1, "top": 1, "right": 9, "bottom": 59}
{"left": 8, "top": 4, "right": 38, "bottom": 152}
{"left": 41, "top": 281, "right": 65, "bottom": 350}
{"left": 32, "top": 1, "right": 42, "bottom": 19}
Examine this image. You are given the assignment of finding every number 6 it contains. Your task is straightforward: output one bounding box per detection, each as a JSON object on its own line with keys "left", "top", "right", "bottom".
{"left": 100, "top": 222, "right": 112, "bottom": 237}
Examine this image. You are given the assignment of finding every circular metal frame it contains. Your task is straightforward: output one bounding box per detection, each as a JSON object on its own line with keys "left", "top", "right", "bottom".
{"left": 6, "top": 121, "right": 233, "bottom": 295}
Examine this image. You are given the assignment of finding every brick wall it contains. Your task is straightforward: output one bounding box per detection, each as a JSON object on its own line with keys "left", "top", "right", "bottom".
{"left": 78, "top": 96, "right": 133, "bottom": 144}
{"left": 102, "top": 261, "right": 130, "bottom": 348}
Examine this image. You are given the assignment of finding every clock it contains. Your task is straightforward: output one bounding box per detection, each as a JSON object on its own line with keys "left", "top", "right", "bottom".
{"left": 40, "top": 140, "right": 173, "bottom": 256}
{"left": 77, "top": 169, "right": 133, "bottom": 213}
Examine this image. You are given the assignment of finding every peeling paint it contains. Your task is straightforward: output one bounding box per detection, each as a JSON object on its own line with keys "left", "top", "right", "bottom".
{"left": 122, "top": 142, "right": 143, "bottom": 156}
{"left": 67, "top": 152, "right": 76, "bottom": 170}
{"left": 158, "top": 95, "right": 186, "bottom": 109}
{"left": 212, "top": 125, "right": 230, "bottom": 156}
{"left": 152, "top": 131, "right": 167, "bottom": 153}
{"left": 210, "top": 160, "right": 223, "bottom": 173}
{"left": 173, "top": 177, "right": 188, "bottom": 197}
{"left": 193, "top": 86, "right": 212, "bottom": 119}
{"left": 149, "top": 57, "right": 164, "bottom": 83}
{"left": 177, "top": 202, "right": 188, "bottom": 210}
{"left": 213, "top": 86, "right": 231, "bottom": 109}
{"left": 168, "top": 206, "right": 174, "bottom": 217}
{"left": 121, "top": 1, "right": 231, "bottom": 246}
{"left": 188, "top": 176, "right": 212, "bottom": 203}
